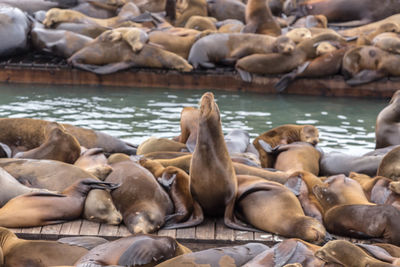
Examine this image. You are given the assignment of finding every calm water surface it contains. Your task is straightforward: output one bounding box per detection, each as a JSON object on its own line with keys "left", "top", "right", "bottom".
{"left": 0, "top": 84, "right": 388, "bottom": 155}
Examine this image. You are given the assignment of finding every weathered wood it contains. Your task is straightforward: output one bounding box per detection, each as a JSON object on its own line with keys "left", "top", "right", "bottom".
{"left": 80, "top": 220, "right": 100, "bottom": 236}
{"left": 41, "top": 224, "right": 62, "bottom": 239}
{"left": 59, "top": 220, "right": 82, "bottom": 236}
{"left": 19, "top": 226, "right": 42, "bottom": 239}
{"left": 195, "top": 218, "right": 215, "bottom": 240}
{"left": 215, "top": 219, "right": 234, "bottom": 242}
{"left": 98, "top": 223, "right": 119, "bottom": 237}
{"left": 157, "top": 228, "right": 177, "bottom": 238}
{"left": 116, "top": 224, "right": 131, "bottom": 237}
{"left": 235, "top": 230, "right": 254, "bottom": 241}
{"left": 176, "top": 227, "right": 195, "bottom": 240}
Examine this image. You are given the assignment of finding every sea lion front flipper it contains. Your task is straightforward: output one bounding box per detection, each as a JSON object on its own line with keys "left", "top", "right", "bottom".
{"left": 275, "top": 60, "right": 311, "bottom": 93}
{"left": 370, "top": 182, "right": 391, "bottom": 204}
{"left": 346, "top": 69, "right": 386, "bottom": 86}
{"left": 57, "top": 236, "right": 109, "bottom": 250}
{"left": 237, "top": 69, "right": 252, "bottom": 82}
{"left": 356, "top": 243, "right": 398, "bottom": 263}
{"left": 118, "top": 238, "right": 172, "bottom": 266}
{"left": 230, "top": 47, "right": 254, "bottom": 60}
{"left": 162, "top": 200, "right": 204, "bottom": 229}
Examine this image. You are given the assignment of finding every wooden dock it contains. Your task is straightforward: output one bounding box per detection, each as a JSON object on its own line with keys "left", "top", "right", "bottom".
{"left": 0, "top": 55, "right": 398, "bottom": 98}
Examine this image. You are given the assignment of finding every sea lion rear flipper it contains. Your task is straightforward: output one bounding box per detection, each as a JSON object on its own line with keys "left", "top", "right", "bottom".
{"left": 162, "top": 201, "right": 204, "bottom": 229}
{"left": 237, "top": 69, "right": 252, "bottom": 82}
{"left": 118, "top": 238, "right": 171, "bottom": 266}
{"left": 274, "top": 240, "right": 298, "bottom": 266}
{"left": 224, "top": 200, "right": 261, "bottom": 232}
{"left": 346, "top": 69, "right": 386, "bottom": 86}
{"left": 57, "top": 236, "right": 108, "bottom": 250}
{"left": 274, "top": 60, "right": 310, "bottom": 92}
{"left": 328, "top": 19, "right": 370, "bottom": 28}
{"left": 72, "top": 62, "right": 138, "bottom": 75}
{"left": 356, "top": 243, "right": 398, "bottom": 263}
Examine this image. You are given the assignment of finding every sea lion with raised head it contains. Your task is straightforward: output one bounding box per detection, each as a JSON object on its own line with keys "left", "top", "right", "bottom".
{"left": 0, "top": 178, "right": 120, "bottom": 228}
{"left": 242, "top": 0, "right": 281, "bottom": 36}
{"left": 177, "top": 106, "right": 199, "bottom": 152}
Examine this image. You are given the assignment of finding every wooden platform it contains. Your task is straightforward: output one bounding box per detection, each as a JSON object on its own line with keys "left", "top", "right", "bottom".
{"left": 0, "top": 57, "right": 398, "bottom": 98}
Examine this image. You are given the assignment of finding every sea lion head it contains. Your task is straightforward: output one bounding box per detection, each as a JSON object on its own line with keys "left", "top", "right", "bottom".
{"left": 377, "top": 22, "right": 400, "bottom": 34}
{"left": 125, "top": 211, "right": 163, "bottom": 234}
{"left": 275, "top": 36, "right": 296, "bottom": 55}
{"left": 286, "top": 28, "right": 312, "bottom": 44}
{"left": 389, "top": 90, "right": 400, "bottom": 104}
{"left": 199, "top": 92, "right": 220, "bottom": 120}
{"left": 316, "top": 41, "right": 337, "bottom": 56}
{"left": 300, "top": 125, "right": 319, "bottom": 146}
{"left": 294, "top": 216, "right": 327, "bottom": 245}
{"left": 43, "top": 8, "right": 63, "bottom": 28}
{"left": 83, "top": 189, "right": 123, "bottom": 225}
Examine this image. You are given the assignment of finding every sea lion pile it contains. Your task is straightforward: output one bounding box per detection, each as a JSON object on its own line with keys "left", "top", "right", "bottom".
{"left": 0, "top": 90, "right": 400, "bottom": 265}
{"left": 3, "top": 0, "right": 400, "bottom": 87}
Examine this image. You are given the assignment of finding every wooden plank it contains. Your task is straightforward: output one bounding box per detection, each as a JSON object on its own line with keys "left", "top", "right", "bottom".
{"left": 254, "top": 232, "right": 284, "bottom": 243}
{"left": 80, "top": 220, "right": 100, "bottom": 236}
{"left": 117, "top": 225, "right": 131, "bottom": 237}
{"left": 59, "top": 220, "right": 82, "bottom": 236}
{"left": 9, "top": 228, "right": 22, "bottom": 234}
{"left": 19, "top": 226, "right": 42, "bottom": 239}
{"left": 98, "top": 223, "right": 119, "bottom": 237}
{"left": 215, "top": 219, "right": 234, "bottom": 242}
{"left": 157, "top": 228, "right": 177, "bottom": 238}
{"left": 176, "top": 227, "right": 195, "bottom": 240}
{"left": 195, "top": 218, "right": 215, "bottom": 240}
{"left": 41, "top": 224, "right": 62, "bottom": 239}
{"left": 235, "top": 230, "right": 254, "bottom": 242}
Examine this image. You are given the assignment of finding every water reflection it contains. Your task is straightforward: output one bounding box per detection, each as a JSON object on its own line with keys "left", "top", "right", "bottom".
{"left": 0, "top": 84, "right": 388, "bottom": 155}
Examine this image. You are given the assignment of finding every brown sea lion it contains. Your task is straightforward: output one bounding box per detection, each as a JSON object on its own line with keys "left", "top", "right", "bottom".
{"left": 315, "top": 240, "right": 396, "bottom": 267}
{"left": 75, "top": 234, "right": 191, "bottom": 266}
{"left": 74, "top": 148, "right": 113, "bottom": 180}
{"left": 184, "top": 16, "right": 216, "bottom": 31}
{"left": 174, "top": 0, "right": 207, "bottom": 27}
{"left": 68, "top": 31, "right": 193, "bottom": 74}
{"left": 177, "top": 106, "right": 199, "bottom": 151}
{"left": 71, "top": 2, "right": 116, "bottom": 19}
{"left": 291, "top": 15, "right": 328, "bottom": 29}
{"left": 137, "top": 137, "right": 188, "bottom": 155}
{"left": 0, "top": 178, "right": 119, "bottom": 228}
{"left": 233, "top": 161, "right": 290, "bottom": 184}
{"left": 242, "top": 238, "right": 324, "bottom": 267}
{"left": 0, "top": 158, "right": 122, "bottom": 225}
{"left": 357, "top": 22, "right": 400, "bottom": 46}
{"left": 142, "top": 151, "right": 190, "bottom": 159}
{"left": 376, "top": 91, "right": 400, "bottom": 149}
{"left": 216, "top": 19, "right": 244, "bottom": 33}
{"left": 207, "top": 0, "right": 245, "bottom": 22}
{"left": 54, "top": 22, "right": 111, "bottom": 38}
{"left": 106, "top": 160, "right": 174, "bottom": 233}
{"left": 155, "top": 243, "right": 269, "bottom": 267}
{"left": 190, "top": 92, "right": 247, "bottom": 230}
{"left": 0, "top": 227, "right": 95, "bottom": 267}
{"left": 242, "top": 0, "right": 281, "bottom": 36}
{"left": 236, "top": 175, "right": 327, "bottom": 244}
{"left": 188, "top": 33, "right": 295, "bottom": 68}
{"left": 285, "top": 27, "right": 312, "bottom": 44}
{"left": 295, "top": 0, "right": 400, "bottom": 27}
{"left": 378, "top": 146, "right": 400, "bottom": 179}
{"left": 253, "top": 124, "right": 319, "bottom": 168}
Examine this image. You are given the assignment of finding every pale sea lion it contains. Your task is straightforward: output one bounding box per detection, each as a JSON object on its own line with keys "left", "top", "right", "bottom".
{"left": 237, "top": 175, "right": 327, "bottom": 244}
{"left": 177, "top": 106, "right": 199, "bottom": 152}
{"left": 75, "top": 234, "right": 191, "bottom": 266}
{"left": 184, "top": 15, "right": 217, "bottom": 31}
{"left": 357, "top": 22, "right": 400, "bottom": 46}
{"left": 376, "top": 90, "right": 400, "bottom": 149}
{"left": 106, "top": 160, "right": 173, "bottom": 233}
{"left": 0, "top": 4, "right": 30, "bottom": 57}
{"left": 285, "top": 27, "right": 312, "bottom": 44}
{"left": 0, "top": 178, "right": 119, "bottom": 228}
{"left": 242, "top": 0, "right": 281, "bottom": 36}
{"left": 74, "top": 148, "right": 113, "bottom": 180}
{"left": 156, "top": 243, "right": 269, "bottom": 267}
{"left": 224, "top": 129, "right": 250, "bottom": 155}
{"left": 137, "top": 137, "right": 188, "bottom": 155}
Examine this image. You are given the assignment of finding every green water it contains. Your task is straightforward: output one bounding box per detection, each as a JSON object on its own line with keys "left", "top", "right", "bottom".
{"left": 0, "top": 84, "right": 388, "bottom": 155}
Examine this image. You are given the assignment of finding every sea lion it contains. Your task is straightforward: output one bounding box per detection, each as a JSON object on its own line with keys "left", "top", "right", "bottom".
{"left": 377, "top": 146, "right": 400, "bottom": 181}
{"left": 0, "top": 227, "right": 94, "bottom": 267}
{"left": 174, "top": 0, "right": 207, "bottom": 27}
{"left": 207, "top": 0, "right": 245, "bottom": 22}
{"left": 315, "top": 240, "right": 396, "bottom": 267}
{"left": 357, "top": 22, "right": 400, "bottom": 46}
{"left": 371, "top": 32, "right": 400, "bottom": 54}
{"left": 0, "top": 4, "right": 30, "bottom": 57}
{"left": 142, "top": 151, "right": 190, "bottom": 159}
{"left": 0, "top": 178, "right": 119, "bottom": 228}
{"left": 357, "top": 243, "right": 400, "bottom": 264}
{"left": 236, "top": 175, "right": 327, "bottom": 244}
{"left": 155, "top": 243, "right": 269, "bottom": 267}
{"left": 285, "top": 27, "right": 312, "bottom": 44}
{"left": 54, "top": 22, "right": 111, "bottom": 38}
{"left": 137, "top": 137, "right": 188, "bottom": 155}
{"left": 242, "top": 0, "right": 281, "bottom": 36}
{"left": 184, "top": 16, "right": 217, "bottom": 31}
{"left": 106, "top": 160, "right": 173, "bottom": 233}
{"left": 376, "top": 90, "right": 400, "bottom": 149}
{"left": 188, "top": 33, "right": 295, "bottom": 68}
{"left": 242, "top": 238, "right": 324, "bottom": 267}
{"left": 74, "top": 148, "right": 113, "bottom": 180}
{"left": 224, "top": 129, "right": 250, "bottom": 155}
{"left": 177, "top": 106, "right": 199, "bottom": 152}
{"left": 233, "top": 161, "right": 290, "bottom": 184}
{"left": 190, "top": 92, "right": 246, "bottom": 230}
{"left": 291, "top": 15, "right": 328, "bottom": 29}
{"left": 0, "top": 158, "right": 122, "bottom": 225}
{"left": 31, "top": 22, "right": 93, "bottom": 58}
{"left": 268, "top": 142, "right": 321, "bottom": 175}
{"left": 236, "top": 32, "right": 345, "bottom": 79}
{"left": 0, "top": 0, "right": 77, "bottom": 13}
{"left": 75, "top": 234, "right": 191, "bottom": 266}
{"left": 319, "top": 150, "right": 384, "bottom": 177}
{"left": 253, "top": 124, "right": 319, "bottom": 168}
{"left": 295, "top": 0, "right": 400, "bottom": 27}
{"left": 68, "top": 31, "right": 193, "bottom": 74}
{"left": 72, "top": 2, "right": 116, "bottom": 19}
{"left": 216, "top": 19, "right": 244, "bottom": 33}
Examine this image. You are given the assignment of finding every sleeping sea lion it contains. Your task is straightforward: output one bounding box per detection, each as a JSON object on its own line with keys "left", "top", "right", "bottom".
{"left": 74, "top": 148, "right": 113, "bottom": 180}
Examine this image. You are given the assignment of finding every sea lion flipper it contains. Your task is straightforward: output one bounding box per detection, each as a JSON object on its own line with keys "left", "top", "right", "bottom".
{"left": 199, "top": 62, "right": 216, "bottom": 68}
{"left": 274, "top": 240, "right": 298, "bottom": 266}
{"left": 346, "top": 69, "right": 386, "bottom": 86}
{"left": 57, "top": 236, "right": 109, "bottom": 250}
{"left": 370, "top": 183, "right": 391, "bottom": 204}
{"left": 356, "top": 243, "right": 397, "bottom": 263}
{"left": 118, "top": 239, "right": 169, "bottom": 266}
{"left": 237, "top": 69, "right": 252, "bottom": 82}
{"left": 274, "top": 71, "right": 297, "bottom": 93}
{"left": 224, "top": 200, "right": 261, "bottom": 232}
{"left": 162, "top": 200, "right": 204, "bottom": 229}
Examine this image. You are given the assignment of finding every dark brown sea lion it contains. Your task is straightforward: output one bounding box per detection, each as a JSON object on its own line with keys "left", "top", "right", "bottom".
{"left": 253, "top": 124, "right": 319, "bottom": 168}
{"left": 74, "top": 147, "right": 113, "bottom": 180}
{"left": 188, "top": 33, "right": 295, "bottom": 68}
{"left": 0, "top": 227, "right": 92, "bottom": 267}
{"left": 137, "top": 137, "right": 188, "bottom": 155}
{"left": 242, "top": 238, "right": 324, "bottom": 267}
{"left": 75, "top": 234, "right": 191, "bottom": 266}
{"left": 106, "top": 160, "right": 173, "bottom": 233}
{"left": 376, "top": 91, "right": 400, "bottom": 150}
{"left": 31, "top": 21, "right": 93, "bottom": 58}
{"left": 295, "top": 0, "right": 400, "bottom": 27}
{"left": 315, "top": 240, "right": 397, "bottom": 267}
{"left": 0, "top": 178, "right": 119, "bottom": 228}
{"left": 242, "top": 0, "right": 281, "bottom": 36}
{"left": 155, "top": 243, "right": 269, "bottom": 267}
{"left": 177, "top": 106, "right": 199, "bottom": 152}
{"left": 0, "top": 158, "right": 122, "bottom": 225}
{"left": 236, "top": 175, "right": 327, "bottom": 244}
{"left": 190, "top": 92, "right": 247, "bottom": 230}
{"left": 0, "top": 4, "right": 30, "bottom": 57}
{"left": 71, "top": 2, "right": 116, "bottom": 19}
{"left": 207, "top": 0, "right": 245, "bottom": 22}
{"left": 68, "top": 30, "right": 193, "bottom": 74}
